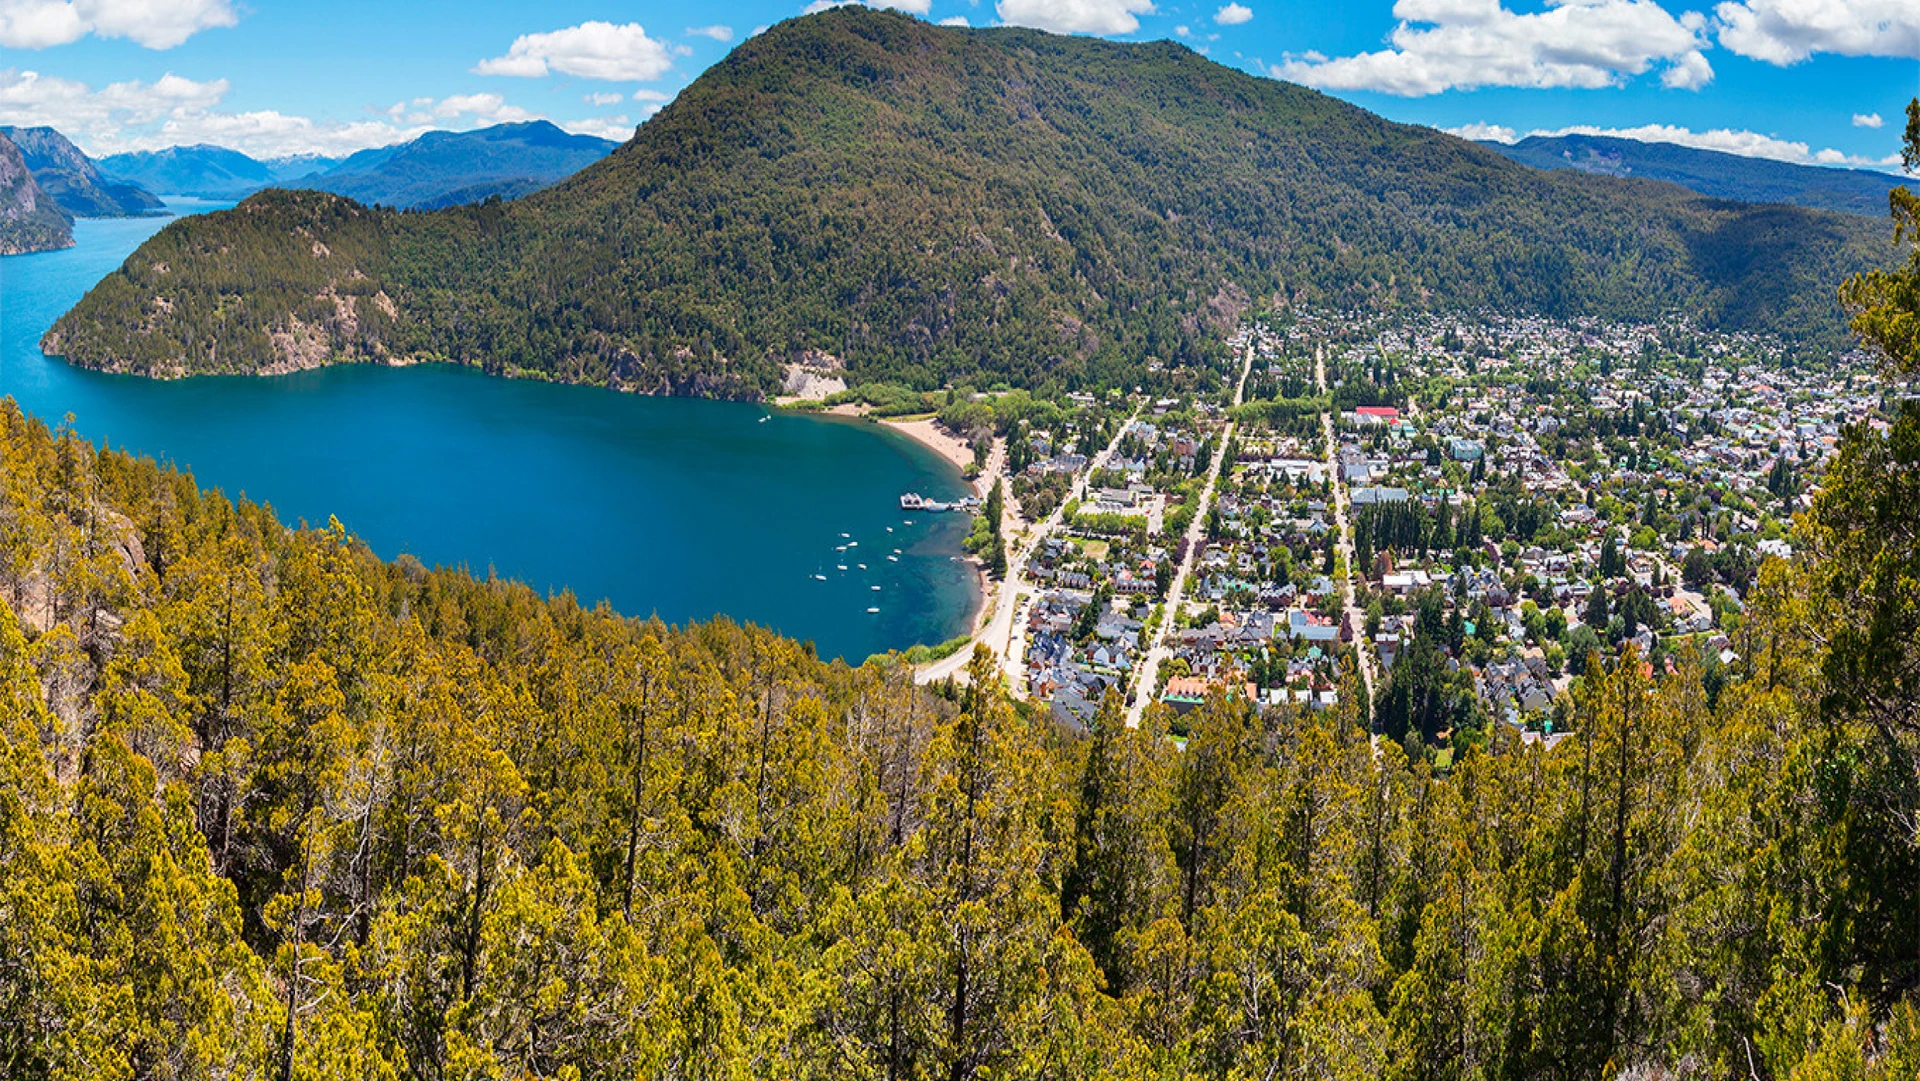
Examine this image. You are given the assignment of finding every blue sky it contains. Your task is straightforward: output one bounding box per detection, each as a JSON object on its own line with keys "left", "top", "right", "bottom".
{"left": 0, "top": 0, "right": 1913, "bottom": 169}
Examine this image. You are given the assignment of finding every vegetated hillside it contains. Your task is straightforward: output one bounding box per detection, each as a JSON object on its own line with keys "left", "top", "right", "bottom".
{"left": 4, "top": 383, "right": 1920, "bottom": 1075}
{"left": 0, "top": 126, "right": 166, "bottom": 217}
{"left": 0, "top": 130, "right": 73, "bottom": 255}
{"left": 1487, "top": 132, "right": 1910, "bottom": 217}
{"left": 48, "top": 9, "right": 1887, "bottom": 394}
{"left": 297, "top": 120, "right": 619, "bottom": 209}
{"left": 97, "top": 144, "right": 338, "bottom": 199}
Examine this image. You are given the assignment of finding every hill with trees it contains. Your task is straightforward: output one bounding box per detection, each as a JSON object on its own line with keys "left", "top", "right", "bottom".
{"left": 0, "top": 126, "right": 165, "bottom": 218}
{"left": 0, "top": 129, "right": 72, "bottom": 255}
{"left": 1485, "top": 131, "right": 1911, "bottom": 217}
{"left": 47, "top": 9, "right": 1886, "bottom": 397}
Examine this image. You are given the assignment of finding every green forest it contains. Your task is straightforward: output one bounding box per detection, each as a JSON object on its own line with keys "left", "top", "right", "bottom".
{"left": 46, "top": 8, "right": 1885, "bottom": 396}
{"left": 4, "top": 392, "right": 1920, "bottom": 1081}
{"left": 7, "top": 171, "right": 1920, "bottom": 1072}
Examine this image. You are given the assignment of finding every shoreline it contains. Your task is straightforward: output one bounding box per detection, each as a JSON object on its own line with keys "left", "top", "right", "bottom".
{"left": 881, "top": 416, "right": 980, "bottom": 495}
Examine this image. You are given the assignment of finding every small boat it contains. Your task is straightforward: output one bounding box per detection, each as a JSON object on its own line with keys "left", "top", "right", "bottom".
{"left": 836, "top": 545, "right": 846, "bottom": 551}
{"left": 841, "top": 532, "right": 850, "bottom": 537}
{"left": 813, "top": 574, "right": 827, "bottom": 581}
{"left": 886, "top": 526, "right": 894, "bottom": 533}
{"left": 871, "top": 585, "right": 882, "bottom": 591}
{"left": 887, "top": 555, "right": 899, "bottom": 562}
{"left": 847, "top": 541, "right": 858, "bottom": 547}
{"left": 904, "top": 519, "right": 915, "bottom": 526}
{"left": 866, "top": 607, "right": 880, "bottom": 614}
{"left": 758, "top": 415, "right": 769, "bottom": 424}
{"left": 900, "top": 493, "right": 925, "bottom": 510}
{"left": 837, "top": 564, "right": 848, "bottom": 571}
{"left": 858, "top": 563, "right": 868, "bottom": 570}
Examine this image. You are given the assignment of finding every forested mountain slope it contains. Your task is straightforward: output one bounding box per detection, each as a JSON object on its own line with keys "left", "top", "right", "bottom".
{"left": 0, "top": 126, "right": 165, "bottom": 218}
{"left": 47, "top": 9, "right": 1885, "bottom": 394}
{"left": 0, "top": 130, "right": 73, "bottom": 255}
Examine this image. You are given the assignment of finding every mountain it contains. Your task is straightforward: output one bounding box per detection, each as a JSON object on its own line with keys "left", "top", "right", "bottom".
{"left": 1485, "top": 133, "right": 1909, "bottom": 217}
{"left": 0, "top": 126, "right": 165, "bottom": 218}
{"left": 98, "top": 144, "right": 284, "bottom": 199}
{"left": 263, "top": 153, "right": 341, "bottom": 184}
{"left": 0, "top": 129, "right": 73, "bottom": 255}
{"left": 48, "top": 9, "right": 1888, "bottom": 392}
{"left": 95, "top": 146, "right": 341, "bottom": 199}
{"left": 296, "top": 120, "right": 619, "bottom": 209}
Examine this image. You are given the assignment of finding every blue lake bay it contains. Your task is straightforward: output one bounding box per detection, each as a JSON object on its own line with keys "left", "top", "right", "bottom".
{"left": 0, "top": 203, "right": 978, "bottom": 661}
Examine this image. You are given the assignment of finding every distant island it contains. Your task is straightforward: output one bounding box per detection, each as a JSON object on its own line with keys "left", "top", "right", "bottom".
{"left": 45, "top": 8, "right": 1887, "bottom": 398}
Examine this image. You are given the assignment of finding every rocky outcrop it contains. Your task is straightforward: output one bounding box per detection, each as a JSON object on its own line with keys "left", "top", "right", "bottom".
{"left": 0, "top": 130, "right": 73, "bottom": 256}
{"left": 0, "top": 126, "right": 165, "bottom": 218}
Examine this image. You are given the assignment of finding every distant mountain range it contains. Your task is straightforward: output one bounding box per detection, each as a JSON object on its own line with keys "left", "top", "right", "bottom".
{"left": 48, "top": 9, "right": 1889, "bottom": 392}
{"left": 1484, "top": 133, "right": 1909, "bottom": 217}
{"left": 95, "top": 145, "right": 336, "bottom": 199}
{"left": 0, "top": 129, "right": 74, "bottom": 255}
{"left": 295, "top": 121, "right": 619, "bottom": 210}
{"left": 98, "top": 121, "right": 618, "bottom": 210}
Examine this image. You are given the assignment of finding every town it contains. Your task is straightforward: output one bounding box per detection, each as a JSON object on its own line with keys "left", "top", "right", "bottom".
{"left": 920, "top": 309, "right": 1887, "bottom": 764}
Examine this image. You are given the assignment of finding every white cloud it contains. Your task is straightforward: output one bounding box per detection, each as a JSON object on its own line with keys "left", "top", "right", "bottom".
{"left": 1715, "top": 0, "right": 1920, "bottom": 64}
{"left": 0, "top": 68, "right": 563, "bottom": 158}
{"left": 632, "top": 89, "right": 672, "bottom": 103}
{"left": 939, "top": 15, "right": 969, "bottom": 25}
{"left": 1173, "top": 23, "right": 1190, "bottom": 36}
{"left": 996, "top": 0, "right": 1155, "bottom": 35}
{"left": 560, "top": 115, "right": 636, "bottom": 141}
{"left": 1445, "top": 121, "right": 1519, "bottom": 143}
{"left": 0, "top": 0, "right": 236, "bottom": 49}
{"left": 685, "top": 24, "right": 733, "bottom": 41}
{"left": 1275, "top": 0, "right": 1713, "bottom": 97}
{"left": 1660, "top": 48, "right": 1713, "bottom": 88}
{"left": 1215, "top": 2, "right": 1251, "bottom": 25}
{"left": 585, "top": 91, "right": 624, "bottom": 106}
{"left": 1457, "top": 119, "right": 1903, "bottom": 169}
{"left": 1853, "top": 112, "right": 1884, "bottom": 128}
{"left": 475, "top": 22, "right": 676, "bottom": 82}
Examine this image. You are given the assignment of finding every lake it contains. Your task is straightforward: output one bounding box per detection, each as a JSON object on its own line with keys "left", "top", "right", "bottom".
{"left": 0, "top": 201, "right": 979, "bottom": 661}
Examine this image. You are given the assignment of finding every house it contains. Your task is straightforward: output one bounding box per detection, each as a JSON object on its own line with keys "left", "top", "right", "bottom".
{"left": 1353, "top": 406, "right": 1401, "bottom": 426}
{"left": 1285, "top": 608, "right": 1340, "bottom": 643}
{"left": 1160, "top": 676, "right": 1257, "bottom": 715}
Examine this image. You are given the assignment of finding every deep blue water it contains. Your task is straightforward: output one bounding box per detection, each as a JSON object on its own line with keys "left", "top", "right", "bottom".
{"left": 0, "top": 201, "right": 977, "bottom": 660}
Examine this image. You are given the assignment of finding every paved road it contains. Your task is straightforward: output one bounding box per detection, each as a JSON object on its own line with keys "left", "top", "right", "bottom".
{"left": 1123, "top": 342, "right": 1256, "bottom": 728}
{"left": 915, "top": 404, "right": 1143, "bottom": 688}
{"left": 1317, "top": 345, "right": 1377, "bottom": 710}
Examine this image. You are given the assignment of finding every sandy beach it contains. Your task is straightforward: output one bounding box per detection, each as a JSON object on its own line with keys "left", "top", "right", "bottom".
{"left": 885, "top": 417, "right": 981, "bottom": 492}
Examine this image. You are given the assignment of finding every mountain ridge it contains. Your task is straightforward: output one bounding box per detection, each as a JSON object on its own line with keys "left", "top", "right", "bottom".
{"left": 1485, "top": 132, "right": 1910, "bottom": 217}
{"left": 297, "top": 120, "right": 619, "bottom": 209}
{"left": 47, "top": 9, "right": 1888, "bottom": 392}
{"left": 0, "top": 126, "right": 165, "bottom": 218}
{"left": 98, "top": 144, "right": 332, "bottom": 198}
{"left": 0, "top": 130, "right": 74, "bottom": 256}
